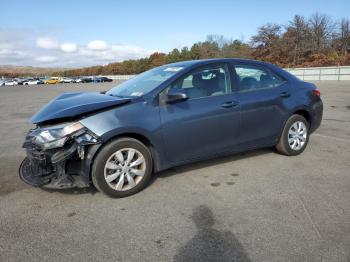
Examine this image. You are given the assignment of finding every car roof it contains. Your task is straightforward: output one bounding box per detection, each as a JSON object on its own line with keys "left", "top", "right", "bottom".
{"left": 165, "top": 58, "right": 297, "bottom": 81}
{"left": 166, "top": 58, "right": 276, "bottom": 68}
{"left": 167, "top": 58, "right": 266, "bottom": 66}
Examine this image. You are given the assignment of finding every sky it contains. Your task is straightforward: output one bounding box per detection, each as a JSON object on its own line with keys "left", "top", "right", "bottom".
{"left": 1, "top": 0, "right": 349, "bottom": 68}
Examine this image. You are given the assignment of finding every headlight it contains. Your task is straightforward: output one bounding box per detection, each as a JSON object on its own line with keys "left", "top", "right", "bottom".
{"left": 32, "top": 122, "right": 85, "bottom": 149}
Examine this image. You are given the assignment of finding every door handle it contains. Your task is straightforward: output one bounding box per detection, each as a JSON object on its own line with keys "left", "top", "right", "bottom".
{"left": 280, "top": 91, "right": 290, "bottom": 98}
{"left": 221, "top": 101, "right": 239, "bottom": 108}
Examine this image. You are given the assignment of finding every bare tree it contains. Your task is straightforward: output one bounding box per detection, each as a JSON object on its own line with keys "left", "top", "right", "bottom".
{"left": 309, "top": 13, "right": 335, "bottom": 51}
{"left": 251, "top": 23, "right": 282, "bottom": 47}
{"left": 206, "top": 35, "right": 228, "bottom": 49}
{"left": 286, "top": 15, "right": 312, "bottom": 65}
{"left": 338, "top": 18, "right": 350, "bottom": 61}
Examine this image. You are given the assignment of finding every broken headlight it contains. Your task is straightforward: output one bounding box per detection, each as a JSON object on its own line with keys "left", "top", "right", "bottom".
{"left": 31, "top": 122, "right": 85, "bottom": 149}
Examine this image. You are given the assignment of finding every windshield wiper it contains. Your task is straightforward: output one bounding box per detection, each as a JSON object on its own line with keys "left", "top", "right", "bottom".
{"left": 108, "top": 93, "right": 125, "bottom": 98}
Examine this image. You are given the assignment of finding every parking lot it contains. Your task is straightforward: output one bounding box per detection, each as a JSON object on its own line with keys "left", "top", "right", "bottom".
{"left": 0, "top": 81, "right": 349, "bottom": 261}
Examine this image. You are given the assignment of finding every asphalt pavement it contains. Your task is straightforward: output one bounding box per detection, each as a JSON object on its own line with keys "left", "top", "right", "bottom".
{"left": 0, "top": 81, "right": 349, "bottom": 261}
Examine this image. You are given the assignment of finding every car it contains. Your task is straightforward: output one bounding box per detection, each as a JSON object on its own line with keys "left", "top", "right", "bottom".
{"left": 73, "top": 77, "right": 83, "bottom": 83}
{"left": 0, "top": 80, "right": 5, "bottom": 86}
{"left": 19, "top": 58, "right": 323, "bottom": 198}
{"left": 4, "top": 80, "right": 18, "bottom": 86}
{"left": 45, "top": 78, "right": 60, "bottom": 84}
{"left": 91, "top": 76, "right": 113, "bottom": 83}
{"left": 17, "top": 78, "right": 30, "bottom": 85}
{"left": 81, "top": 77, "right": 93, "bottom": 83}
{"left": 98, "top": 76, "right": 113, "bottom": 82}
{"left": 91, "top": 76, "right": 102, "bottom": 83}
{"left": 60, "top": 77, "right": 74, "bottom": 83}
{"left": 40, "top": 77, "right": 50, "bottom": 83}
{"left": 23, "top": 79, "right": 44, "bottom": 85}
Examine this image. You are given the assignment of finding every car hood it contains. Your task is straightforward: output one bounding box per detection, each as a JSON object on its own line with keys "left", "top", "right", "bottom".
{"left": 32, "top": 92, "right": 130, "bottom": 124}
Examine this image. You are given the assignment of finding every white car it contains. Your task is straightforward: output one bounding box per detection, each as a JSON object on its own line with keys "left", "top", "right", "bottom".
{"left": 60, "top": 77, "right": 74, "bottom": 83}
{"left": 74, "top": 77, "right": 83, "bottom": 83}
{"left": 23, "top": 79, "right": 42, "bottom": 85}
{"left": 5, "top": 80, "right": 18, "bottom": 86}
{"left": 0, "top": 80, "right": 5, "bottom": 86}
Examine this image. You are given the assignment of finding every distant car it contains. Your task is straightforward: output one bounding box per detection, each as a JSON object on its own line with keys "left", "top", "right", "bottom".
{"left": 73, "top": 77, "right": 83, "bottom": 83}
{"left": 41, "top": 78, "right": 50, "bottom": 83}
{"left": 22, "top": 79, "right": 34, "bottom": 85}
{"left": 19, "top": 58, "right": 323, "bottom": 198}
{"left": 92, "top": 76, "right": 113, "bottom": 83}
{"left": 0, "top": 80, "right": 5, "bottom": 86}
{"left": 98, "top": 77, "right": 113, "bottom": 82}
{"left": 81, "top": 77, "right": 92, "bottom": 83}
{"left": 45, "top": 78, "right": 60, "bottom": 84}
{"left": 23, "top": 79, "right": 44, "bottom": 85}
{"left": 60, "top": 77, "right": 74, "bottom": 83}
{"left": 5, "top": 80, "right": 18, "bottom": 86}
{"left": 91, "top": 76, "right": 101, "bottom": 83}
{"left": 17, "top": 78, "right": 29, "bottom": 85}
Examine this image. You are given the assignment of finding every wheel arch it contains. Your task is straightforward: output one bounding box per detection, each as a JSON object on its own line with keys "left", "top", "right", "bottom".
{"left": 277, "top": 107, "right": 312, "bottom": 144}
{"left": 293, "top": 109, "right": 312, "bottom": 126}
{"left": 85, "top": 131, "right": 162, "bottom": 183}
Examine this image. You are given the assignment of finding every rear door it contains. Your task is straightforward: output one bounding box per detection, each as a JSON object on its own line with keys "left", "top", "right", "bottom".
{"left": 232, "top": 63, "right": 290, "bottom": 149}
{"left": 159, "top": 63, "right": 240, "bottom": 163}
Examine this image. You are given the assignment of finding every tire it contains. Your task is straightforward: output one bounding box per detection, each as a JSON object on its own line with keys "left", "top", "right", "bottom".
{"left": 276, "top": 114, "right": 310, "bottom": 156}
{"left": 92, "top": 137, "right": 153, "bottom": 198}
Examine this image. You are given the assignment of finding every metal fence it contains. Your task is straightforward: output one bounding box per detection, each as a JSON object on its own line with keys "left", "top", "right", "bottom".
{"left": 103, "top": 66, "right": 350, "bottom": 81}
{"left": 285, "top": 66, "right": 350, "bottom": 81}
{"left": 102, "top": 75, "right": 135, "bottom": 80}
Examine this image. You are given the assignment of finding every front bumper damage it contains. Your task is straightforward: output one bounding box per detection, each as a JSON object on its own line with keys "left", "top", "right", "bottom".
{"left": 19, "top": 128, "right": 101, "bottom": 189}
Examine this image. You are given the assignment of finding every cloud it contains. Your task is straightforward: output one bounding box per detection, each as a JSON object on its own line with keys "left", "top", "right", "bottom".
{"left": 0, "top": 48, "right": 29, "bottom": 64}
{"left": 36, "top": 37, "right": 59, "bottom": 49}
{"left": 0, "top": 29, "right": 155, "bottom": 67}
{"left": 111, "top": 45, "right": 155, "bottom": 59}
{"left": 60, "top": 42, "right": 77, "bottom": 53}
{"left": 87, "top": 40, "right": 107, "bottom": 50}
{"left": 0, "top": 48, "right": 19, "bottom": 56}
{"left": 35, "top": 56, "right": 58, "bottom": 63}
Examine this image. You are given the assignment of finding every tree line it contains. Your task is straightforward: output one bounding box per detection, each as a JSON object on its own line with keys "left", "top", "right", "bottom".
{"left": 54, "top": 13, "right": 348, "bottom": 76}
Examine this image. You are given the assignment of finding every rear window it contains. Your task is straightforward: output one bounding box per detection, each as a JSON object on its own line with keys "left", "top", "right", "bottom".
{"left": 234, "top": 65, "right": 285, "bottom": 91}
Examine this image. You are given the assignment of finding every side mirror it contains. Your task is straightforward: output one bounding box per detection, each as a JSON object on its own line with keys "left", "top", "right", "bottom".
{"left": 165, "top": 88, "right": 188, "bottom": 103}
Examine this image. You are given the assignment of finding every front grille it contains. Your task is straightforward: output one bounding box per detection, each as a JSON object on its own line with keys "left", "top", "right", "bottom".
{"left": 19, "top": 157, "right": 54, "bottom": 186}
{"left": 23, "top": 132, "right": 51, "bottom": 168}
{"left": 24, "top": 146, "right": 54, "bottom": 177}
{"left": 26, "top": 147, "right": 46, "bottom": 162}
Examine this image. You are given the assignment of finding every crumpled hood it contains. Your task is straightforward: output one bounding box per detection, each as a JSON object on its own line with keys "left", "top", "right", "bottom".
{"left": 32, "top": 92, "right": 130, "bottom": 124}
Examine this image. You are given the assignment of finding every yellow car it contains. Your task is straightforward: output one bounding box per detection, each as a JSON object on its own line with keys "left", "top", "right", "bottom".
{"left": 45, "top": 78, "right": 60, "bottom": 84}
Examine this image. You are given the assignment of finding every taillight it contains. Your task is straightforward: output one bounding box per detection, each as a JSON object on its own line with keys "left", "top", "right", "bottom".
{"left": 312, "top": 89, "right": 321, "bottom": 97}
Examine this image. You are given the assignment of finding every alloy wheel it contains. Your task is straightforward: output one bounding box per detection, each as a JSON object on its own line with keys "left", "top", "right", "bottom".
{"left": 103, "top": 148, "right": 146, "bottom": 191}
{"left": 288, "top": 121, "right": 307, "bottom": 151}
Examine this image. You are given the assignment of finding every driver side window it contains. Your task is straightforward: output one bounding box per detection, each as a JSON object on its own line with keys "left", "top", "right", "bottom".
{"left": 170, "top": 64, "right": 231, "bottom": 99}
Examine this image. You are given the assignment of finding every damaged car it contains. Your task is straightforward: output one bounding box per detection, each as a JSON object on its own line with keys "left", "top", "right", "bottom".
{"left": 20, "top": 58, "right": 323, "bottom": 198}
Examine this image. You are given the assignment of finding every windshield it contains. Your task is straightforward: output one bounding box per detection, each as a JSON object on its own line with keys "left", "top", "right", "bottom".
{"left": 106, "top": 65, "right": 184, "bottom": 97}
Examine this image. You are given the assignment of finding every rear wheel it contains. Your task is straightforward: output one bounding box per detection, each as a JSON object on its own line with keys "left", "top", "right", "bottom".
{"left": 276, "top": 114, "right": 309, "bottom": 156}
{"left": 92, "top": 138, "right": 153, "bottom": 198}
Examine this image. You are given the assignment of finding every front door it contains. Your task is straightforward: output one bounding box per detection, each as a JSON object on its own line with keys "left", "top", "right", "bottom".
{"left": 159, "top": 63, "right": 240, "bottom": 164}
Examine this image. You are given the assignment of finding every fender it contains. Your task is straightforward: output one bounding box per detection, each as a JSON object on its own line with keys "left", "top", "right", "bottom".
{"left": 277, "top": 104, "right": 313, "bottom": 142}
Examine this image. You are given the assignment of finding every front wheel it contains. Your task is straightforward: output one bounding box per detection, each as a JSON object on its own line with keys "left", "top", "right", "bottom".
{"left": 91, "top": 138, "right": 153, "bottom": 198}
{"left": 276, "top": 114, "right": 309, "bottom": 156}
